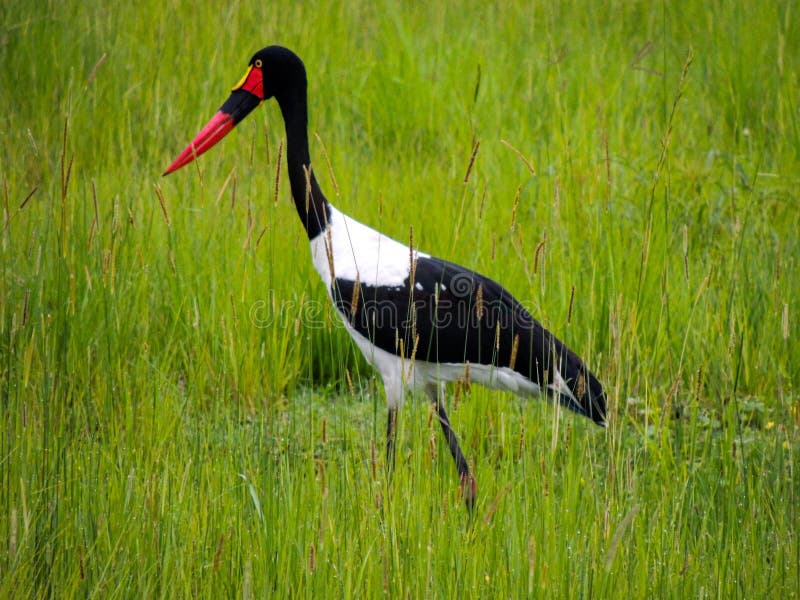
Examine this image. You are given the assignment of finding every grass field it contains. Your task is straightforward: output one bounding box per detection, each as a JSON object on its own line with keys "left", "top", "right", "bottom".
{"left": 2, "top": 0, "right": 799, "bottom": 597}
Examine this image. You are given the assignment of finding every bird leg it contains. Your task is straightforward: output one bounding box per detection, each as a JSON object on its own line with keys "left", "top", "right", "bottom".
{"left": 429, "top": 386, "right": 476, "bottom": 510}
{"left": 386, "top": 405, "right": 398, "bottom": 473}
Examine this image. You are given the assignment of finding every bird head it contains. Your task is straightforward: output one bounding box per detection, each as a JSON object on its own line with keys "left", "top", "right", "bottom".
{"left": 164, "top": 46, "right": 305, "bottom": 175}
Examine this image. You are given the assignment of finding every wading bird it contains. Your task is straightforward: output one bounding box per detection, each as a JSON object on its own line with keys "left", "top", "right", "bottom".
{"left": 165, "top": 46, "right": 606, "bottom": 509}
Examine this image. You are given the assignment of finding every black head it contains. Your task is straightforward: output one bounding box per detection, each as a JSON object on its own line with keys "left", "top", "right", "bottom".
{"left": 246, "top": 46, "right": 307, "bottom": 103}
{"left": 164, "top": 45, "right": 306, "bottom": 174}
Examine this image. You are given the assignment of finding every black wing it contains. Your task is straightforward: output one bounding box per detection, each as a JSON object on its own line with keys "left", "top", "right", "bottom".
{"left": 331, "top": 256, "right": 606, "bottom": 424}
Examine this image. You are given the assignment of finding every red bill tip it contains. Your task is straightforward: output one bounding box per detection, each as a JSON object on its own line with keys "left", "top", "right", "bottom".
{"left": 163, "top": 111, "right": 235, "bottom": 175}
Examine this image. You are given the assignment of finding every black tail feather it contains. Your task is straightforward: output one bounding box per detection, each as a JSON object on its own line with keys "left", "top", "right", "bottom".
{"left": 553, "top": 346, "right": 607, "bottom": 426}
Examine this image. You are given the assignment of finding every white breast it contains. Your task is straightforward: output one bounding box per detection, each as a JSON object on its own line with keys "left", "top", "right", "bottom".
{"left": 309, "top": 205, "right": 428, "bottom": 288}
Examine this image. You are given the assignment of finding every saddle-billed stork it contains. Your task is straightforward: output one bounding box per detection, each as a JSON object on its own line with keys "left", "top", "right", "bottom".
{"left": 165, "top": 46, "right": 606, "bottom": 509}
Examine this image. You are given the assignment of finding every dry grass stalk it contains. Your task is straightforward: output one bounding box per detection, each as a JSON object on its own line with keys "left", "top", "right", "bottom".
{"left": 255, "top": 224, "right": 268, "bottom": 248}
{"left": 154, "top": 184, "right": 170, "bottom": 227}
{"left": 308, "top": 543, "right": 316, "bottom": 573}
{"left": 60, "top": 118, "right": 74, "bottom": 203}
{"left": 350, "top": 275, "right": 361, "bottom": 321}
{"left": 21, "top": 289, "right": 30, "bottom": 327}
{"left": 19, "top": 185, "right": 38, "bottom": 212}
{"left": 694, "top": 367, "right": 704, "bottom": 404}
{"left": 509, "top": 333, "right": 520, "bottom": 370}
{"left": 397, "top": 338, "right": 406, "bottom": 382}
{"left": 324, "top": 227, "right": 335, "bottom": 281}
{"left": 605, "top": 504, "right": 641, "bottom": 570}
{"left": 273, "top": 141, "right": 283, "bottom": 207}
{"left": 576, "top": 371, "right": 586, "bottom": 401}
{"left": 482, "top": 483, "right": 511, "bottom": 526}
{"left": 230, "top": 170, "right": 238, "bottom": 210}
{"left": 500, "top": 139, "right": 536, "bottom": 175}
{"left": 463, "top": 140, "right": 480, "bottom": 183}
{"left": 406, "top": 334, "right": 420, "bottom": 382}
{"left": 314, "top": 132, "right": 339, "bottom": 196}
{"left": 213, "top": 534, "right": 225, "bottom": 572}
{"left": 87, "top": 181, "right": 98, "bottom": 250}
{"left": 213, "top": 167, "right": 236, "bottom": 206}
{"left": 653, "top": 47, "right": 694, "bottom": 195}
{"left": 84, "top": 53, "right": 107, "bottom": 89}
{"left": 510, "top": 184, "right": 521, "bottom": 231}
{"left": 533, "top": 239, "right": 546, "bottom": 274}
{"left": 568, "top": 285, "right": 575, "bottom": 324}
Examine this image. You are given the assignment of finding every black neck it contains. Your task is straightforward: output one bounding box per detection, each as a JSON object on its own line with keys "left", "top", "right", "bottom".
{"left": 276, "top": 88, "right": 331, "bottom": 240}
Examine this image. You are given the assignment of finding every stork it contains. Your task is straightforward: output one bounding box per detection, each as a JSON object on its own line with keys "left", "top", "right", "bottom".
{"left": 165, "top": 46, "right": 607, "bottom": 509}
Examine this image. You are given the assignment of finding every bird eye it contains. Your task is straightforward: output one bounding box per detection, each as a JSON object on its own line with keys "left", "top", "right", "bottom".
{"left": 254, "top": 59, "right": 263, "bottom": 68}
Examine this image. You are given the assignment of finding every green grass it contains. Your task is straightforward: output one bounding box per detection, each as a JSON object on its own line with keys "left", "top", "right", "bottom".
{"left": 2, "top": 0, "right": 799, "bottom": 597}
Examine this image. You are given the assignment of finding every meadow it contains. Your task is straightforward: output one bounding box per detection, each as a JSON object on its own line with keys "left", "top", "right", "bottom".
{"left": 1, "top": 0, "right": 798, "bottom": 597}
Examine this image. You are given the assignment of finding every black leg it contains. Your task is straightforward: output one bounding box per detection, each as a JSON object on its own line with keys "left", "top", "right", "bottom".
{"left": 386, "top": 405, "right": 398, "bottom": 473}
{"left": 431, "top": 390, "right": 476, "bottom": 509}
